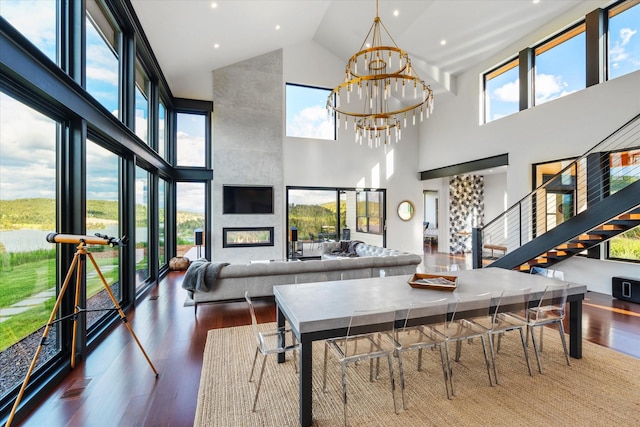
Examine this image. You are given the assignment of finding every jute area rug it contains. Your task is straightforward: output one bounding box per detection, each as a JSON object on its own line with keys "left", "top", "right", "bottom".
{"left": 194, "top": 323, "right": 640, "bottom": 426}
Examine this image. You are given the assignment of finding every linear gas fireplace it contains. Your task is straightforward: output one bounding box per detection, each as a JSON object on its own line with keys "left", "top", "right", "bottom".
{"left": 222, "top": 227, "right": 274, "bottom": 248}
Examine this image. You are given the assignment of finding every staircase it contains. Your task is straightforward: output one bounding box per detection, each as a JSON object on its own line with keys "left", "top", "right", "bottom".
{"left": 473, "top": 113, "right": 640, "bottom": 271}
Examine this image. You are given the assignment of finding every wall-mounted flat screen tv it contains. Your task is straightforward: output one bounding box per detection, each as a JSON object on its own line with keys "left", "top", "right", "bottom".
{"left": 223, "top": 185, "right": 274, "bottom": 214}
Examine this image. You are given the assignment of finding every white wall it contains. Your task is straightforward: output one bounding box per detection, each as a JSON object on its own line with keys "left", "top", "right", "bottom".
{"left": 483, "top": 173, "right": 507, "bottom": 225}
{"left": 283, "top": 40, "right": 425, "bottom": 255}
{"left": 417, "top": 3, "right": 640, "bottom": 292}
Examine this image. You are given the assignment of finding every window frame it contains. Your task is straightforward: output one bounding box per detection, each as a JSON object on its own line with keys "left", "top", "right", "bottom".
{"left": 483, "top": 57, "right": 520, "bottom": 123}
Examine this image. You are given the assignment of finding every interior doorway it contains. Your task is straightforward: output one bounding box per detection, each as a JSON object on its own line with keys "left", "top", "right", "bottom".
{"left": 423, "top": 190, "right": 438, "bottom": 251}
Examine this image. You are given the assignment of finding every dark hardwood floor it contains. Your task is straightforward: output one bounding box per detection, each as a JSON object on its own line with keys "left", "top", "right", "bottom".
{"left": 12, "top": 252, "right": 640, "bottom": 427}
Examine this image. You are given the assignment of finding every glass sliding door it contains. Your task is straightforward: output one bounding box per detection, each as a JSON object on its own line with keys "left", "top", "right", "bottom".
{"left": 287, "top": 187, "right": 385, "bottom": 259}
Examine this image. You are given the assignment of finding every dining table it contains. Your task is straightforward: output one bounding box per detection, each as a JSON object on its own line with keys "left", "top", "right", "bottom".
{"left": 274, "top": 267, "right": 587, "bottom": 427}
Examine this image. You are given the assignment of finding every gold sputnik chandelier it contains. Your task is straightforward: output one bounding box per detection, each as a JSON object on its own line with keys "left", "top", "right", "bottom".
{"left": 327, "top": 0, "right": 434, "bottom": 147}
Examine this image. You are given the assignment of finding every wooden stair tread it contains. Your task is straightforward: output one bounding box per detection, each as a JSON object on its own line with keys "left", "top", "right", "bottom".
{"left": 617, "top": 213, "right": 640, "bottom": 220}
{"left": 546, "top": 250, "right": 567, "bottom": 257}
{"left": 557, "top": 242, "right": 586, "bottom": 250}
{"left": 575, "top": 234, "right": 603, "bottom": 241}
{"left": 593, "top": 224, "right": 625, "bottom": 231}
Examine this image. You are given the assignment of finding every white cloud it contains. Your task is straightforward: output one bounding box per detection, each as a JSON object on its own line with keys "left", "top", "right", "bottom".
{"left": 0, "top": 94, "right": 57, "bottom": 200}
{"left": 535, "top": 73, "right": 569, "bottom": 104}
{"left": 176, "top": 131, "right": 206, "bottom": 166}
{"left": 287, "top": 106, "right": 334, "bottom": 140}
{"left": 610, "top": 27, "right": 637, "bottom": 67}
{"left": 0, "top": 1, "right": 56, "bottom": 57}
{"left": 494, "top": 79, "right": 519, "bottom": 103}
{"left": 620, "top": 28, "right": 637, "bottom": 46}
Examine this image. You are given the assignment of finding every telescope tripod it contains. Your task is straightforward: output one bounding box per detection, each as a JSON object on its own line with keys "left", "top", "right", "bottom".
{"left": 6, "top": 241, "right": 158, "bottom": 427}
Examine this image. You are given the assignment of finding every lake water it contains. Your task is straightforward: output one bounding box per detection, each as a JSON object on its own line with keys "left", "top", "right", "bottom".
{"left": 0, "top": 225, "right": 146, "bottom": 253}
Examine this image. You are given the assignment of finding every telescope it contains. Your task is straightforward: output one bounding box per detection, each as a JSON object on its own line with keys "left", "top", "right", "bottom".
{"left": 46, "top": 233, "right": 128, "bottom": 247}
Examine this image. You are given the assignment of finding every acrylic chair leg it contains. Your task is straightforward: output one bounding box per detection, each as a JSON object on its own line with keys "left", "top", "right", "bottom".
{"left": 396, "top": 352, "right": 407, "bottom": 410}
{"left": 322, "top": 341, "right": 330, "bottom": 392}
{"left": 444, "top": 341, "right": 455, "bottom": 398}
{"left": 530, "top": 326, "right": 543, "bottom": 374}
{"left": 539, "top": 326, "right": 544, "bottom": 352}
{"left": 341, "top": 364, "right": 348, "bottom": 427}
{"left": 249, "top": 347, "right": 259, "bottom": 382}
{"left": 417, "top": 347, "right": 424, "bottom": 371}
{"left": 557, "top": 323, "right": 571, "bottom": 367}
{"left": 480, "top": 335, "right": 493, "bottom": 386}
{"left": 518, "top": 328, "right": 533, "bottom": 376}
{"left": 488, "top": 333, "right": 500, "bottom": 385}
{"left": 252, "top": 355, "right": 268, "bottom": 412}
{"left": 438, "top": 345, "right": 451, "bottom": 399}
{"left": 387, "top": 354, "right": 398, "bottom": 415}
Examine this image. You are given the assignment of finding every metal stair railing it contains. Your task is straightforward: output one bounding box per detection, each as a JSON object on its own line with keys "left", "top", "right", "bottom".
{"left": 473, "top": 113, "right": 640, "bottom": 268}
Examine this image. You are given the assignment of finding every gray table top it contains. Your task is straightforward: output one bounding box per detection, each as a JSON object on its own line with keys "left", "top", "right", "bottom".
{"left": 274, "top": 267, "right": 587, "bottom": 334}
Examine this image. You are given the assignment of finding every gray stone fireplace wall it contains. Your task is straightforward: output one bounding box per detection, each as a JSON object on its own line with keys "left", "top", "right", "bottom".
{"left": 212, "top": 50, "right": 284, "bottom": 263}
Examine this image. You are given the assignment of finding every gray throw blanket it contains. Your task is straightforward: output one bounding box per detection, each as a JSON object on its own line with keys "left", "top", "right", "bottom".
{"left": 182, "top": 259, "right": 229, "bottom": 293}
{"left": 331, "top": 240, "right": 363, "bottom": 257}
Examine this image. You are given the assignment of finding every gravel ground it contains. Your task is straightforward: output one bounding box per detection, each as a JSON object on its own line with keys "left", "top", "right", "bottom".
{"left": 1, "top": 288, "right": 116, "bottom": 398}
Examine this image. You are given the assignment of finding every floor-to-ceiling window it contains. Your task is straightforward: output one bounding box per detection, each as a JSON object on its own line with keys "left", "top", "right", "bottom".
{"left": 0, "top": 91, "right": 60, "bottom": 401}
{"left": 608, "top": 149, "right": 640, "bottom": 261}
{"left": 0, "top": 1, "right": 212, "bottom": 422}
{"left": 85, "top": 140, "right": 122, "bottom": 329}
{"left": 135, "top": 166, "right": 150, "bottom": 289}
{"left": 176, "top": 182, "right": 205, "bottom": 257}
{"left": 158, "top": 178, "right": 167, "bottom": 269}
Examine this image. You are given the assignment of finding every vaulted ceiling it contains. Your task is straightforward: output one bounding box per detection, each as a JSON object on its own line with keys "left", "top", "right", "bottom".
{"left": 130, "top": 0, "right": 603, "bottom": 101}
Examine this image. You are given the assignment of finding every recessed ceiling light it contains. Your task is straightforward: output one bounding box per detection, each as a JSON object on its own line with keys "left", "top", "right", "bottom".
{"left": 533, "top": 0, "right": 540, "bottom": 4}
{"left": 440, "top": 39, "right": 446, "bottom": 46}
{"left": 275, "top": 24, "right": 281, "bottom": 30}
{"left": 214, "top": 43, "right": 220, "bottom": 49}
{"left": 393, "top": 10, "right": 399, "bottom": 17}
{"left": 211, "top": 2, "right": 218, "bottom": 8}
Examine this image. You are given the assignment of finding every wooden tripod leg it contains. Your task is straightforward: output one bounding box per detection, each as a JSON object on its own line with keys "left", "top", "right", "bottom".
{"left": 5, "top": 252, "right": 80, "bottom": 427}
{"left": 86, "top": 252, "right": 159, "bottom": 377}
{"left": 71, "top": 253, "right": 83, "bottom": 368}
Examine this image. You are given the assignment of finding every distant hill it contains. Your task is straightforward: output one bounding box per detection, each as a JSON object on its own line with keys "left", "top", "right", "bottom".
{"left": 0, "top": 198, "right": 202, "bottom": 231}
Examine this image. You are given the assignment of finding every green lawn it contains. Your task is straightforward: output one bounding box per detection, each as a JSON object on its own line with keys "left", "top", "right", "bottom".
{"left": 0, "top": 255, "right": 119, "bottom": 352}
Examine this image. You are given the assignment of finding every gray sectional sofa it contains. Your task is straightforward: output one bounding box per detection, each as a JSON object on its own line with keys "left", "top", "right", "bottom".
{"left": 182, "top": 240, "right": 422, "bottom": 313}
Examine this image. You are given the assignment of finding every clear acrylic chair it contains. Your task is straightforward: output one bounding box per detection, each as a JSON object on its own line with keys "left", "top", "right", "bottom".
{"left": 525, "top": 283, "right": 571, "bottom": 373}
{"left": 528, "top": 267, "right": 565, "bottom": 351}
{"left": 487, "top": 288, "right": 533, "bottom": 384}
{"left": 440, "top": 293, "right": 493, "bottom": 396}
{"left": 245, "top": 291, "right": 299, "bottom": 412}
{"left": 393, "top": 299, "right": 450, "bottom": 406}
{"left": 322, "top": 306, "right": 398, "bottom": 426}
